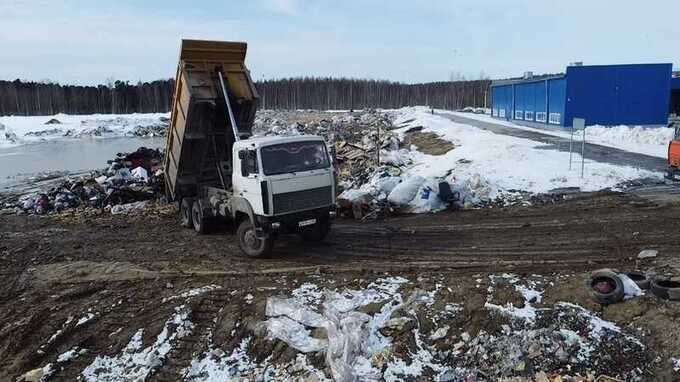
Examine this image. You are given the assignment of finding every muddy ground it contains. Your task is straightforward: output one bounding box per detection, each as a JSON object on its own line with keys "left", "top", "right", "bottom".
{"left": 1, "top": 192, "right": 679, "bottom": 380}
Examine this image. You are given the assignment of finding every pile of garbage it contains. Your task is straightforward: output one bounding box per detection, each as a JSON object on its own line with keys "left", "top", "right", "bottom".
{"left": 3, "top": 147, "right": 165, "bottom": 215}
{"left": 249, "top": 275, "right": 650, "bottom": 381}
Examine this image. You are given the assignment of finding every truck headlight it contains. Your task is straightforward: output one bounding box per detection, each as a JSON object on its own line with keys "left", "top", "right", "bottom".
{"left": 271, "top": 222, "right": 281, "bottom": 230}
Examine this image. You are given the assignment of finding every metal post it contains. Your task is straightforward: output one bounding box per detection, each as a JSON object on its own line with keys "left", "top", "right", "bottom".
{"left": 217, "top": 70, "right": 241, "bottom": 141}
{"left": 261, "top": 74, "right": 266, "bottom": 110}
{"left": 569, "top": 124, "right": 574, "bottom": 170}
{"left": 581, "top": 125, "right": 586, "bottom": 179}
{"left": 376, "top": 122, "right": 380, "bottom": 166}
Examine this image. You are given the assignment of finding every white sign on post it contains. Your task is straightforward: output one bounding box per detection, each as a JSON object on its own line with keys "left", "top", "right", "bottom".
{"left": 570, "top": 118, "right": 586, "bottom": 178}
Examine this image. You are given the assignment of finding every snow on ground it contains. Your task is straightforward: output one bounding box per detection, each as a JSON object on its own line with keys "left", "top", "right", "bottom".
{"left": 441, "top": 110, "right": 675, "bottom": 158}
{"left": 81, "top": 305, "right": 193, "bottom": 381}
{"left": 184, "top": 274, "right": 646, "bottom": 380}
{"left": 0, "top": 113, "right": 169, "bottom": 148}
{"left": 388, "top": 107, "right": 659, "bottom": 198}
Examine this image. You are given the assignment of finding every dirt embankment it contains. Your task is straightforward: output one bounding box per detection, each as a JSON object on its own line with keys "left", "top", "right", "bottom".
{"left": 1, "top": 192, "right": 679, "bottom": 380}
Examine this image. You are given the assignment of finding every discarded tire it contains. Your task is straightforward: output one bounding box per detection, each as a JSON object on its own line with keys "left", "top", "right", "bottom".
{"left": 588, "top": 270, "right": 625, "bottom": 305}
{"left": 650, "top": 279, "right": 680, "bottom": 301}
{"left": 625, "top": 272, "right": 651, "bottom": 290}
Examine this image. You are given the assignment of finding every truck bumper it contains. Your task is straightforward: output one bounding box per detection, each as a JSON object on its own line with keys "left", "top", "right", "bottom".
{"left": 256, "top": 206, "right": 336, "bottom": 234}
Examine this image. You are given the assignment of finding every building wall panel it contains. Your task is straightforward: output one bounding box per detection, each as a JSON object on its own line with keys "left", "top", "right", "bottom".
{"left": 565, "top": 64, "right": 671, "bottom": 126}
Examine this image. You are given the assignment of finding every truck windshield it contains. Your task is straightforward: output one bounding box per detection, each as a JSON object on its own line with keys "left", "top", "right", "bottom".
{"left": 260, "top": 141, "right": 330, "bottom": 175}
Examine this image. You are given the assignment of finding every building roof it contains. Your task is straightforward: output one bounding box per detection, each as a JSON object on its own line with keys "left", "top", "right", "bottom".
{"left": 492, "top": 63, "right": 674, "bottom": 88}
{"left": 491, "top": 73, "right": 564, "bottom": 87}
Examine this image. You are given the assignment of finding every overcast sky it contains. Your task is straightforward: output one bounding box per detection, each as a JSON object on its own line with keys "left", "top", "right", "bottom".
{"left": 1, "top": 0, "right": 678, "bottom": 85}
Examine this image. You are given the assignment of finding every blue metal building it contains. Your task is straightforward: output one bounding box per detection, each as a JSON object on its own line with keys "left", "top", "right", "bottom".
{"left": 491, "top": 63, "right": 673, "bottom": 127}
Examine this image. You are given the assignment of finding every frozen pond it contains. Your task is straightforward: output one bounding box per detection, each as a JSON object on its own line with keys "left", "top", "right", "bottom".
{"left": 0, "top": 137, "right": 165, "bottom": 189}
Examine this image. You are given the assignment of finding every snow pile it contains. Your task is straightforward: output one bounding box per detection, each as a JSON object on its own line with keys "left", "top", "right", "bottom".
{"left": 0, "top": 113, "right": 169, "bottom": 148}
{"left": 81, "top": 305, "right": 193, "bottom": 381}
{"left": 583, "top": 125, "right": 674, "bottom": 157}
{"left": 396, "top": 107, "right": 659, "bottom": 194}
{"left": 446, "top": 110, "right": 675, "bottom": 158}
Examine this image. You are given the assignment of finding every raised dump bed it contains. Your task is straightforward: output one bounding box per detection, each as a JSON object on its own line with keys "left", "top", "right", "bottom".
{"left": 164, "top": 39, "right": 259, "bottom": 202}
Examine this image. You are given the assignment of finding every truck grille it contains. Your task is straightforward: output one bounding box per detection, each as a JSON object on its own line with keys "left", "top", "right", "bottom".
{"left": 272, "top": 186, "right": 332, "bottom": 215}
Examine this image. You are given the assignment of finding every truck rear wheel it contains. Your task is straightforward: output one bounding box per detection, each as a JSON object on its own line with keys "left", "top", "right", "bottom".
{"left": 237, "top": 220, "right": 273, "bottom": 257}
{"left": 192, "top": 200, "right": 209, "bottom": 234}
{"left": 299, "top": 220, "right": 331, "bottom": 242}
{"left": 180, "top": 198, "right": 194, "bottom": 228}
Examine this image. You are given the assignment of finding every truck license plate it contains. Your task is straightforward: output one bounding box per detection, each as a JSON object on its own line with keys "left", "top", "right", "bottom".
{"left": 298, "top": 218, "right": 316, "bottom": 227}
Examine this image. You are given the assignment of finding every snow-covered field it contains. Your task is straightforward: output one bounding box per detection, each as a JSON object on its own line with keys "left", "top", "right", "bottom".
{"left": 0, "top": 113, "right": 169, "bottom": 148}
{"left": 443, "top": 110, "right": 675, "bottom": 159}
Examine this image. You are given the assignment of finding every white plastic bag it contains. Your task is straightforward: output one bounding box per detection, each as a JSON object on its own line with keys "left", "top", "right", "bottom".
{"left": 387, "top": 176, "right": 425, "bottom": 206}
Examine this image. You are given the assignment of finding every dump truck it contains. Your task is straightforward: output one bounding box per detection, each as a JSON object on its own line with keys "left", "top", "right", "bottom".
{"left": 668, "top": 123, "right": 680, "bottom": 180}
{"left": 164, "top": 40, "right": 336, "bottom": 257}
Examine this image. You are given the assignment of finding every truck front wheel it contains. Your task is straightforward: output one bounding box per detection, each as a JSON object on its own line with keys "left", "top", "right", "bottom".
{"left": 237, "top": 220, "right": 273, "bottom": 257}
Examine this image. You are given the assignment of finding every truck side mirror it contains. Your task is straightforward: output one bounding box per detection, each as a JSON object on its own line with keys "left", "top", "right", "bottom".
{"left": 240, "top": 150, "right": 258, "bottom": 177}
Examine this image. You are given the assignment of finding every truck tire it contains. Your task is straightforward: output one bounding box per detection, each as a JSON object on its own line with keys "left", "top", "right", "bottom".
{"left": 237, "top": 220, "right": 273, "bottom": 257}
{"left": 180, "top": 198, "right": 194, "bottom": 228}
{"left": 192, "top": 200, "right": 209, "bottom": 234}
{"left": 299, "top": 220, "right": 331, "bottom": 242}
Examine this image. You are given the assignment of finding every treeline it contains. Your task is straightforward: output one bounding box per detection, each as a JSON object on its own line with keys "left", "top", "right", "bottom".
{"left": 0, "top": 77, "right": 491, "bottom": 116}
{"left": 257, "top": 78, "right": 491, "bottom": 111}
{"left": 0, "top": 79, "right": 174, "bottom": 116}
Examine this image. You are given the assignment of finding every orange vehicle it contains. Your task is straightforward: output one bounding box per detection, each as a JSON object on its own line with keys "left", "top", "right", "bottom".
{"left": 668, "top": 125, "right": 680, "bottom": 180}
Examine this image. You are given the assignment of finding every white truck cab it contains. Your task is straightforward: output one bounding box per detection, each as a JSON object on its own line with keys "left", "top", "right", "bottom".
{"left": 232, "top": 135, "right": 336, "bottom": 217}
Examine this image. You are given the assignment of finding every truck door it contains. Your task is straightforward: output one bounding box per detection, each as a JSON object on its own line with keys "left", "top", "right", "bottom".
{"left": 233, "top": 148, "right": 264, "bottom": 214}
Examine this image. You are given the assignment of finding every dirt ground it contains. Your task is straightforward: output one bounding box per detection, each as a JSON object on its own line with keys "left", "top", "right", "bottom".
{"left": 1, "top": 192, "right": 680, "bottom": 380}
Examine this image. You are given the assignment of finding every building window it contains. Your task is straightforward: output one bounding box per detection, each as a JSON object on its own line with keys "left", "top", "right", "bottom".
{"left": 549, "top": 113, "right": 561, "bottom": 125}
{"left": 499, "top": 109, "right": 506, "bottom": 118}
{"left": 492, "top": 108, "right": 498, "bottom": 117}
{"left": 514, "top": 110, "right": 524, "bottom": 120}
{"left": 535, "top": 112, "right": 547, "bottom": 123}
{"left": 525, "top": 111, "right": 534, "bottom": 121}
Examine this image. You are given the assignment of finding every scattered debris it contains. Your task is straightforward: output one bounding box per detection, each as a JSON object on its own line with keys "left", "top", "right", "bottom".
{"left": 44, "top": 118, "right": 62, "bottom": 125}
{"left": 637, "top": 249, "right": 658, "bottom": 259}
{"left": 624, "top": 271, "right": 652, "bottom": 290}
{"left": 6, "top": 147, "right": 164, "bottom": 215}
